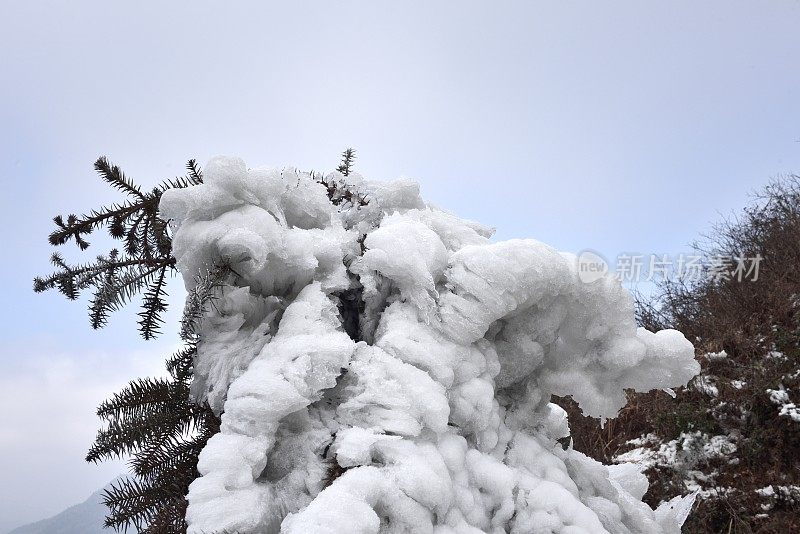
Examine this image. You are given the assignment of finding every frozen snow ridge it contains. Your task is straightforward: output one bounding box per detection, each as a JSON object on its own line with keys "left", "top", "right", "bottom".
{"left": 160, "top": 156, "right": 701, "bottom": 534}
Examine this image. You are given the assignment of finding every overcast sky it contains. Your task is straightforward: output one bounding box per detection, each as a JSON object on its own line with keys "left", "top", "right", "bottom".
{"left": 1, "top": 1, "right": 799, "bottom": 531}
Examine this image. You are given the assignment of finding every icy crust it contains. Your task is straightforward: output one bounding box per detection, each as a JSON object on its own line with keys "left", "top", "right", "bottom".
{"left": 185, "top": 282, "right": 357, "bottom": 532}
{"left": 160, "top": 157, "right": 353, "bottom": 299}
{"left": 160, "top": 157, "right": 700, "bottom": 534}
{"left": 191, "top": 286, "right": 284, "bottom": 412}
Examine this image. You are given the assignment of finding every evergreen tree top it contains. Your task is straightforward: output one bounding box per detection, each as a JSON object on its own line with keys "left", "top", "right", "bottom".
{"left": 33, "top": 157, "right": 203, "bottom": 339}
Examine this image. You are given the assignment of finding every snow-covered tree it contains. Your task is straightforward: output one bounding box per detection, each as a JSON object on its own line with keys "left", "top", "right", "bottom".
{"left": 38, "top": 153, "right": 701, "bottom": 533}
{"left": 160, "top": 156, "right": 700, "bottom": 533}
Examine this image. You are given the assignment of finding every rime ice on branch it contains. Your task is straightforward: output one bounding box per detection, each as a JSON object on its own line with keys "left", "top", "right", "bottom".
{"left": 160, "top": 156, "right": 700, "bottom": 534}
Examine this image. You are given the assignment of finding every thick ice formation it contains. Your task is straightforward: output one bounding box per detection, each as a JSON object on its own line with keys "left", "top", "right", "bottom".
{"left": 160, "top": 157, "right": 701, "bottom": 534}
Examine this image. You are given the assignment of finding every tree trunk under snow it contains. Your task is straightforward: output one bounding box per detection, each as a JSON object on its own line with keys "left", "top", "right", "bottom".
{"left": 159, "top": 156, "right": 700, "bottom": 534}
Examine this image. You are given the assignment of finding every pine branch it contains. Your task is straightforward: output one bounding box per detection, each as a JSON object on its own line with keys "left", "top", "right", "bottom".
{"left": 90, "top": 342, "right": 218, "bottom": 533}
{"left": 96, "top": 377, "right": 177, "bottom": 422}
{"left": 152, "top": 215, "right": 172, "bottom": 257}
{"left": 179, "top": 264, "right": 231, "bottom": 342}
{"left": 138, "top": 267, "right": 169, "bottom": 339}
{"left": 102, "top": 477, "right": 174, "bottom": 531}
{"left": 87, "top": 407, "right": 190, "bottom": 463}
{"left": 86, "top": 258, "right": 174, "bottom": 334}
{"left": 139, "top": 505, "right": 187, "bottom": 534}
{"left": 124, "top": 211, "right": 147, "bottom": 256}
{"left": 129, "top": 431, "right": 210, "bottom": 484}
{"left": 35, "top": 157, "right": 201, "bottom": 338}
{"left": 165, "top": 345, "right": 197, "bottom": 382}
{"left": 336, "top": 148, "right": 356, "bottom": 176}
{"left": 95, "top": 156, "right": 146, "bottom": 201}
{"left": 186, "top": 159, "right": 203, "bottom": 185}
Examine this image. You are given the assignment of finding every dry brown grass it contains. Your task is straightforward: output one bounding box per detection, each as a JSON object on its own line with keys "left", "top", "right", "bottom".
{"left": 555, "top": 175, "right": 800, "bottom": 533}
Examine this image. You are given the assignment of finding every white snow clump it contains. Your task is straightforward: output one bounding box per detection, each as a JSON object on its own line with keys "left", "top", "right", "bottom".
{"left": 160, "top": 156, "right": 701, "bottom": 534}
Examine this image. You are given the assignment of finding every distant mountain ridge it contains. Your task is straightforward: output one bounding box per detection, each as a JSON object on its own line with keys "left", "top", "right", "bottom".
{"left": 7, "top": 479, "right": 134, "bottom": 534}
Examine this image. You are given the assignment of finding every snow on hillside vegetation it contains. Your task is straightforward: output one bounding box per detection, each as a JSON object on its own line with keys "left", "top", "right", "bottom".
{"left": 159, "top": 157, "right": 701, "bottom": 534}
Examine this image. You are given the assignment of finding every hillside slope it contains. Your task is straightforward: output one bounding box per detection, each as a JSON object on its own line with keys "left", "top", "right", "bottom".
{"left": 7, "top": 480, "right": 133, "bottom": 534}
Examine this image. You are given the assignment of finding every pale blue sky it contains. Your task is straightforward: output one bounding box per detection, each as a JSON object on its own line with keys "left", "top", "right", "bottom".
{"left": 1, "top": 1, "right": 799, "bottom": 530}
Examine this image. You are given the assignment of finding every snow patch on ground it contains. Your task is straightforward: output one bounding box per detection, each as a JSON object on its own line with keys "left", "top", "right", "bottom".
{"left": 767, "top": 386, "right": 800, "bottom": 422}
{"left": 614, "top": 432, "right": 737, "bottom": 500}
